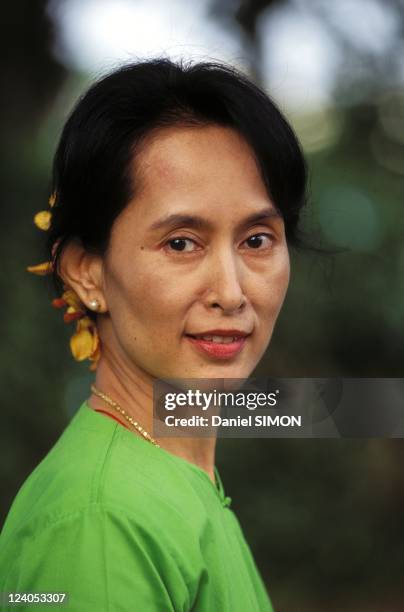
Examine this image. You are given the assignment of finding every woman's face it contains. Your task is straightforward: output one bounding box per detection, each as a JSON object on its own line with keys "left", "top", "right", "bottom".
{"left": 99, "top": 124, "right": 290, "bottom": 381}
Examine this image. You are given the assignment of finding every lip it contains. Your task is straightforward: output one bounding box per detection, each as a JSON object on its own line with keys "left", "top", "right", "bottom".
{"left": 185, "top": 334, "right": 249, "bottom": 360}
{"left": 186, "top": 329, "right": 251, "bottom": 337}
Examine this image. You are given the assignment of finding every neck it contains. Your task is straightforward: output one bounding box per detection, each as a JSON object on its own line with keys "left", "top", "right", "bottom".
{"left": 87, "top": 350, "right": 217, "bottom": 484}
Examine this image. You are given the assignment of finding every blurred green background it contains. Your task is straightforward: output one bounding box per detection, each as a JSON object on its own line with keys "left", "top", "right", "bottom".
{"left": 1, "top": 1, "right": 404, "bottom": 610}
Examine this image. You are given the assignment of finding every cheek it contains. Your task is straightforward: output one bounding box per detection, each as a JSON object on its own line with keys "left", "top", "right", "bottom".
{"left": 109, "top": 263, "right": 187, "bottom": 337}
{"left": 104, "top": 265, "right": 187, "bottom": 377}
{"left": 256, "top": 252, "right": 290, "bottom": 317}
{"left": 276, "top": 256, "right": 291, "bottom": 303}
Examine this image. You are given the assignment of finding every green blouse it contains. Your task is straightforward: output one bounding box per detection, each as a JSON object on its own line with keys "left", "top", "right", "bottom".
{"left": 0, "top": 401, "right": 274, "bottom": 611}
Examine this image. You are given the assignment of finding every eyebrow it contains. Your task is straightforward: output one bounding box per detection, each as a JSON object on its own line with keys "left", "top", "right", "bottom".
{"left": 148, "top": 207, "right": 281, "bottom": 232}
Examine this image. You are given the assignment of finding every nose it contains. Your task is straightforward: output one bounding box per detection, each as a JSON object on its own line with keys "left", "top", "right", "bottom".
{"left": 204, "top": 250, "right": 246, "bottom": 314}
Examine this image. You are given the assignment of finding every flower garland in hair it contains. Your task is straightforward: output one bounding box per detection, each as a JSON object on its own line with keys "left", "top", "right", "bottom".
{"left": 26, "top": 193, "right": 101, "bottom": 371}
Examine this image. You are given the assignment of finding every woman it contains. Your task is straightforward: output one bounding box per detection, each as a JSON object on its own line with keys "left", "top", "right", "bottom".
{"left": 0, "top": 59, "right": 306, "bottom": 610}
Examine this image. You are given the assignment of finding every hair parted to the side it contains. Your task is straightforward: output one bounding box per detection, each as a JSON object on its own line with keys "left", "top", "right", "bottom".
{"left": 28, "top": 57, "right": 308, "bottom": 370}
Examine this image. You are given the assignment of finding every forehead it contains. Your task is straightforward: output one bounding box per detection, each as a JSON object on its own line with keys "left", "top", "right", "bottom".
{"left": 134, "top": 124, "right": 270, "bottom": 206}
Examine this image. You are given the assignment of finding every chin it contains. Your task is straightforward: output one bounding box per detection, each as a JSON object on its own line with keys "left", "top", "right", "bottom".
{"left": 192, "top": 363, "right": 255, "bottom": 380}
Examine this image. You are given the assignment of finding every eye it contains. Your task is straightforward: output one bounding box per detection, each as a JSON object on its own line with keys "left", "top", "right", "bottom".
{"left": 243, "top": 233, "right": 274, "bottom": 250}
{"left": 165, "top": 237, "right": 199, "bottom": 253}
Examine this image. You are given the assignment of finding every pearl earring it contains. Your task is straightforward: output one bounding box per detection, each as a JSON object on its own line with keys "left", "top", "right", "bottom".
{"left": 89, "top": 298, "right": 101, "bottom": 311}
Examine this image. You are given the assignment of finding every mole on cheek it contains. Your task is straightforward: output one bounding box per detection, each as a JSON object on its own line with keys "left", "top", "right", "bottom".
{"left": 140, "top": 246, "right": 144, "bottom": 250}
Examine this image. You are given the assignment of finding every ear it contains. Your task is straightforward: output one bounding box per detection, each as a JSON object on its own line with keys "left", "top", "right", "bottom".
{"left": 58, "top": 239, "right": 107, "bottom": 313}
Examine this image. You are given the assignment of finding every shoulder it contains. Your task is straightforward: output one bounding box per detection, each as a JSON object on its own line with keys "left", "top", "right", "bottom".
{"left": 1, "top": 405, "right": 213, "bottom": 607}
{"left": 1, "top": 497, "right": 201, "bottom": 610}
{"left": 1, "top": 403, "right": 210, "bottom": 543}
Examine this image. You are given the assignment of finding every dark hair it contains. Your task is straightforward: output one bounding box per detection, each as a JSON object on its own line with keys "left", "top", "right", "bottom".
{"left": 46, "top": 58, "right": 307, "bottom": 305}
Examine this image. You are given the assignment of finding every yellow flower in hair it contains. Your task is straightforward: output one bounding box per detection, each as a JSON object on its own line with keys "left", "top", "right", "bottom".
{"left": 54, "top": 288, "right": 86, "bottom": 321}
{"left": 32, "top": 191, "right": 56, "bottom": 231}
{"left": 27, "top": 192, "right": 102, "bottom": 371}
{"left": 27, "top": 192, "right": 56, "bottom": 273}
{"left": 70, "top": 316, "right": 100, "bottom": 362}
{"left": 26, "top": 261, "right": 53, "bottom": 275}
{"left": 33, "top": 210, "right": 52, "bottom": 231}
{"left": 52, "top": 287, "right": 101, "bottom": 370}
{"left": 48, "top": 192, "right": 56, "bottom": 207}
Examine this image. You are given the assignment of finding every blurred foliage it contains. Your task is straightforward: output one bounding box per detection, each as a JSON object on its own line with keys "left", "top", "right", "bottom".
{"left": 1, "top": 1, "right": 404, "bottom": 611}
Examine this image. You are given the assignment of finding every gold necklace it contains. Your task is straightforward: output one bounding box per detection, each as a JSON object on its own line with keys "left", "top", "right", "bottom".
{"left": 91, "top": 384, "right": 160, "bottom": 447}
